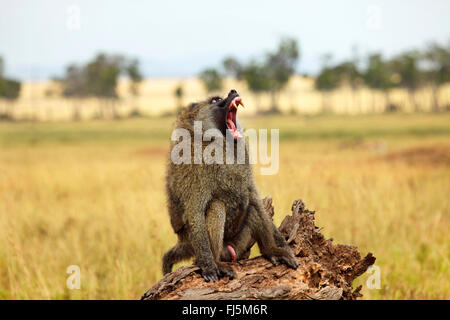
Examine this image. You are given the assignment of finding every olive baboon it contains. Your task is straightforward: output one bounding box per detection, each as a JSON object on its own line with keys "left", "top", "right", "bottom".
{"left": 163, "top": 89, "right": 297, "bottom": 282}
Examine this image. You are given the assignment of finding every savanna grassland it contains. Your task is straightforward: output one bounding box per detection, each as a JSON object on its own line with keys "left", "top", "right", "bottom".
{"left": 0, "top": 113, "right": 449, "bottom": 299}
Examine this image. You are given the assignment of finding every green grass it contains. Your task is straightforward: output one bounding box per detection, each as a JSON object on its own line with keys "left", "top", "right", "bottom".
{"left": 1, "top": 113, "right": 449, "bottom": 147}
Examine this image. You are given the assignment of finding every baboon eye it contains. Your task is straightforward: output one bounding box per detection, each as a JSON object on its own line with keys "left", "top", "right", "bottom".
{"left": 210, "top": 97, "right": 222, "bottom": 104}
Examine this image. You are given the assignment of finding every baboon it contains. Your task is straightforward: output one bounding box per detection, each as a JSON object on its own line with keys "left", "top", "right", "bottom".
{"left": 163, "top": 89, "right": 298, "bottom": 282}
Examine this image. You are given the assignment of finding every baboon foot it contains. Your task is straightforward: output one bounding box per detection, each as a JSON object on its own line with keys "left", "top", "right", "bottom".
{"left": 217, "top": 262, "right": 236, "bottom": 280}
{"left": 266, "top": 247, "right": 299, "bottom": 269}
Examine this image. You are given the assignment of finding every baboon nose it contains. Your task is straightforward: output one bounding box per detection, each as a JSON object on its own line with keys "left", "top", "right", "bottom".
{"left": 229, "top": 89, "right": 237, "bottom": 96}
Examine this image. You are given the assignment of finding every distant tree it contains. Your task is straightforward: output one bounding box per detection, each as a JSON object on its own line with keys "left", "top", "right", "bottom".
{"left": 423, "top": 41, "right": 450, "bottom": 112}
{"left": 0, "top": 78, "right": 21, "bottom": 100}
{"left": 333, "top": 48, "right": 364, "bottom": 113}
{"left": 264, "top": 37, "right": 300, "bottom": 112}
{"left": 58, "top": 53, "right": 141, "bottom": 120}
{"left": 86, "top": 53, "right": 125, "bottom": 118}
{"left": 126, "top": 58, "right": 143, "bottom": 96}
{"left": 223, "top": 56, "right": 243, "bottom": 80}
{"left": 0, "top": 57, "right": 4, "bottom": 77}
{"left": 85, "top": 54, "right": 123, "bottom": 97}
{"left": 390, "top": 51, "right": 423, "bottom": 112}
{"left": 125, "top": 58, "right": 143, "bottom": 114}
{"left": 199, "top": 68, "right": 223, "bottom": 94}
{"left": 315, "top": 54, "right": 339, "bottom": 112}
{"left": 60, "top": 65, "right": 86, "bottom": 97}
{"left": 0, "top": 57, "right": 21, "bottom": 119}
{"left": 363, "top": 53, "right": 396, "bottom": 112}
{"left": 59, "top": 64, "right": 87, "bottom": 120}
{"left": 241, "top": 61, "right": 271, "bottom": 113}
{"left": 174, "top": 83, "right": 184, "bottom": 110}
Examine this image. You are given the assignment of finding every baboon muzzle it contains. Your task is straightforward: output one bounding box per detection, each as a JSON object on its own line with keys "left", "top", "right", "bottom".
{"left": 224, "top": 89, "right": 244, "bottom": 139}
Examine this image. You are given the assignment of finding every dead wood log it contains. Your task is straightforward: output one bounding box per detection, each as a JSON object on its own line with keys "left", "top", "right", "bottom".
{"left": 141, "top": 197, "right": 375, "bottom": 300}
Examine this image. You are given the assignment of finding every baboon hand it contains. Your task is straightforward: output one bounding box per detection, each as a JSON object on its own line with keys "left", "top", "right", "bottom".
{"left": 200, "top": 265, "right": 220, "bottom": 282}
{"left": 267, "top": 248, "right": 299, "bottom": 269}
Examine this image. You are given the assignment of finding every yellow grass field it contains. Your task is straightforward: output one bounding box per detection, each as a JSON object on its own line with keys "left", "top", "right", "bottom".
{"left": 0, "top": 111, "right": 449, "bottom": 300}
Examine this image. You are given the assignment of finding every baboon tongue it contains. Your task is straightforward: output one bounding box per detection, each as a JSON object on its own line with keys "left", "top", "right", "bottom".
{"left": 227, "top": 118, "right": 236, "bottom": 131}
{"left": 227, "top": 118, "right": 242, "bottom": 139}
{"left": 226, "top": 109, "right": 242, "bottom": 139}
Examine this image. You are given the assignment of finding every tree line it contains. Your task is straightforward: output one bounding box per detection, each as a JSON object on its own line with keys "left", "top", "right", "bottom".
{"left": 0, "top": 53, "right": 143, "bottom": 120}
{"left": 196, "top": 39, "right": 450, "bottom": 114}
{"left": 0, "top": 38, "right": 449, "bottom": 121}
{"left": 54, "top": 53, "right": 143, "bottom": 120}
{"left": 197, "top": 37, "right": 299, "bottom": 114}
{"left": 315, "top": 43, "right": 450, "bottom": 113}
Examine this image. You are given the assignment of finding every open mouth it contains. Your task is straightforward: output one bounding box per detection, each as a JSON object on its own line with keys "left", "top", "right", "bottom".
{"left": 226, "top": 96, "right": 244, "bottom": 139}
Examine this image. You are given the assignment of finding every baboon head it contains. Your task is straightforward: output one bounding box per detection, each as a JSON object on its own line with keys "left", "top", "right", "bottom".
{"left": 177, "top": 89, "right": 245, "bottom": 139}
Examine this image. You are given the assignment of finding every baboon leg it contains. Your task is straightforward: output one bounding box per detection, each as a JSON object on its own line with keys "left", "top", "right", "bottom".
{"left": 221, "top": 223, "right": 254, "bottom": 262}
{"left": 221, "top": 203, "right": 287, "bottom": 262}
{"left": 205, "top": 200, "right": 235, "bottom": 279}
{"left": 222, "top": 224, "right": 289, "bottom": 262}
{"left": 205, "top": 200, "right": 226, "bottom": 261}
{"left": 222, "top": 202, "right": 288, "bottom": 262}
{"left": 162, "top": 241, "right": 193, "bottom": 275}
{"left": 222, "top": 225, "right": 286, "bottom": 263}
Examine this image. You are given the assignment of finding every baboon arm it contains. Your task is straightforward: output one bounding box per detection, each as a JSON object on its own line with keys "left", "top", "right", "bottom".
{"left": 247, "top": 185, "right": 290, "bottom": 249}
{"left": 246, "top": 205, "right": 277, "bottom": 254}
{"left": 246, "top": 204, "right": 298, "bottom": 269}
{"left": 184, "top": 194, "right": 216, "bottom": 269}
{"left": 248, "top": 185, "right": 273, "bottom": 226}
{"left": 248, "top": 189, "right": 289, "bottom": 249}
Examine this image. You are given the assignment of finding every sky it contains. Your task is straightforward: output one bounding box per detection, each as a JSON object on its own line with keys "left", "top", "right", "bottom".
{"left": 0, "top": 0, "right": 449, "bottom": 80}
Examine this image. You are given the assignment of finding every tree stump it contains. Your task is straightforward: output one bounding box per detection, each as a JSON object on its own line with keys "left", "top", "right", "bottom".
{"left": 141, "top": 197, "right": 376, "bottom": 300}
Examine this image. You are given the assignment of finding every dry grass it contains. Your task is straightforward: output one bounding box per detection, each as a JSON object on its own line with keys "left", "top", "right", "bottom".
{"left": 0, "top": 113, "right": 449, "bottom": 299}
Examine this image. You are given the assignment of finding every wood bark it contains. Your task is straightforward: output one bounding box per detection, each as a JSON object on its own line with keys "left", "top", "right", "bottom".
{"left": 141, "top": 197, "right": 376, "bottom": 300}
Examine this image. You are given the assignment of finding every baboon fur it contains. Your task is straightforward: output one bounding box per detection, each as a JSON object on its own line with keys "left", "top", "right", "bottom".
{"left": 162, "top": 90, "right": 298, "bottom": 282}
